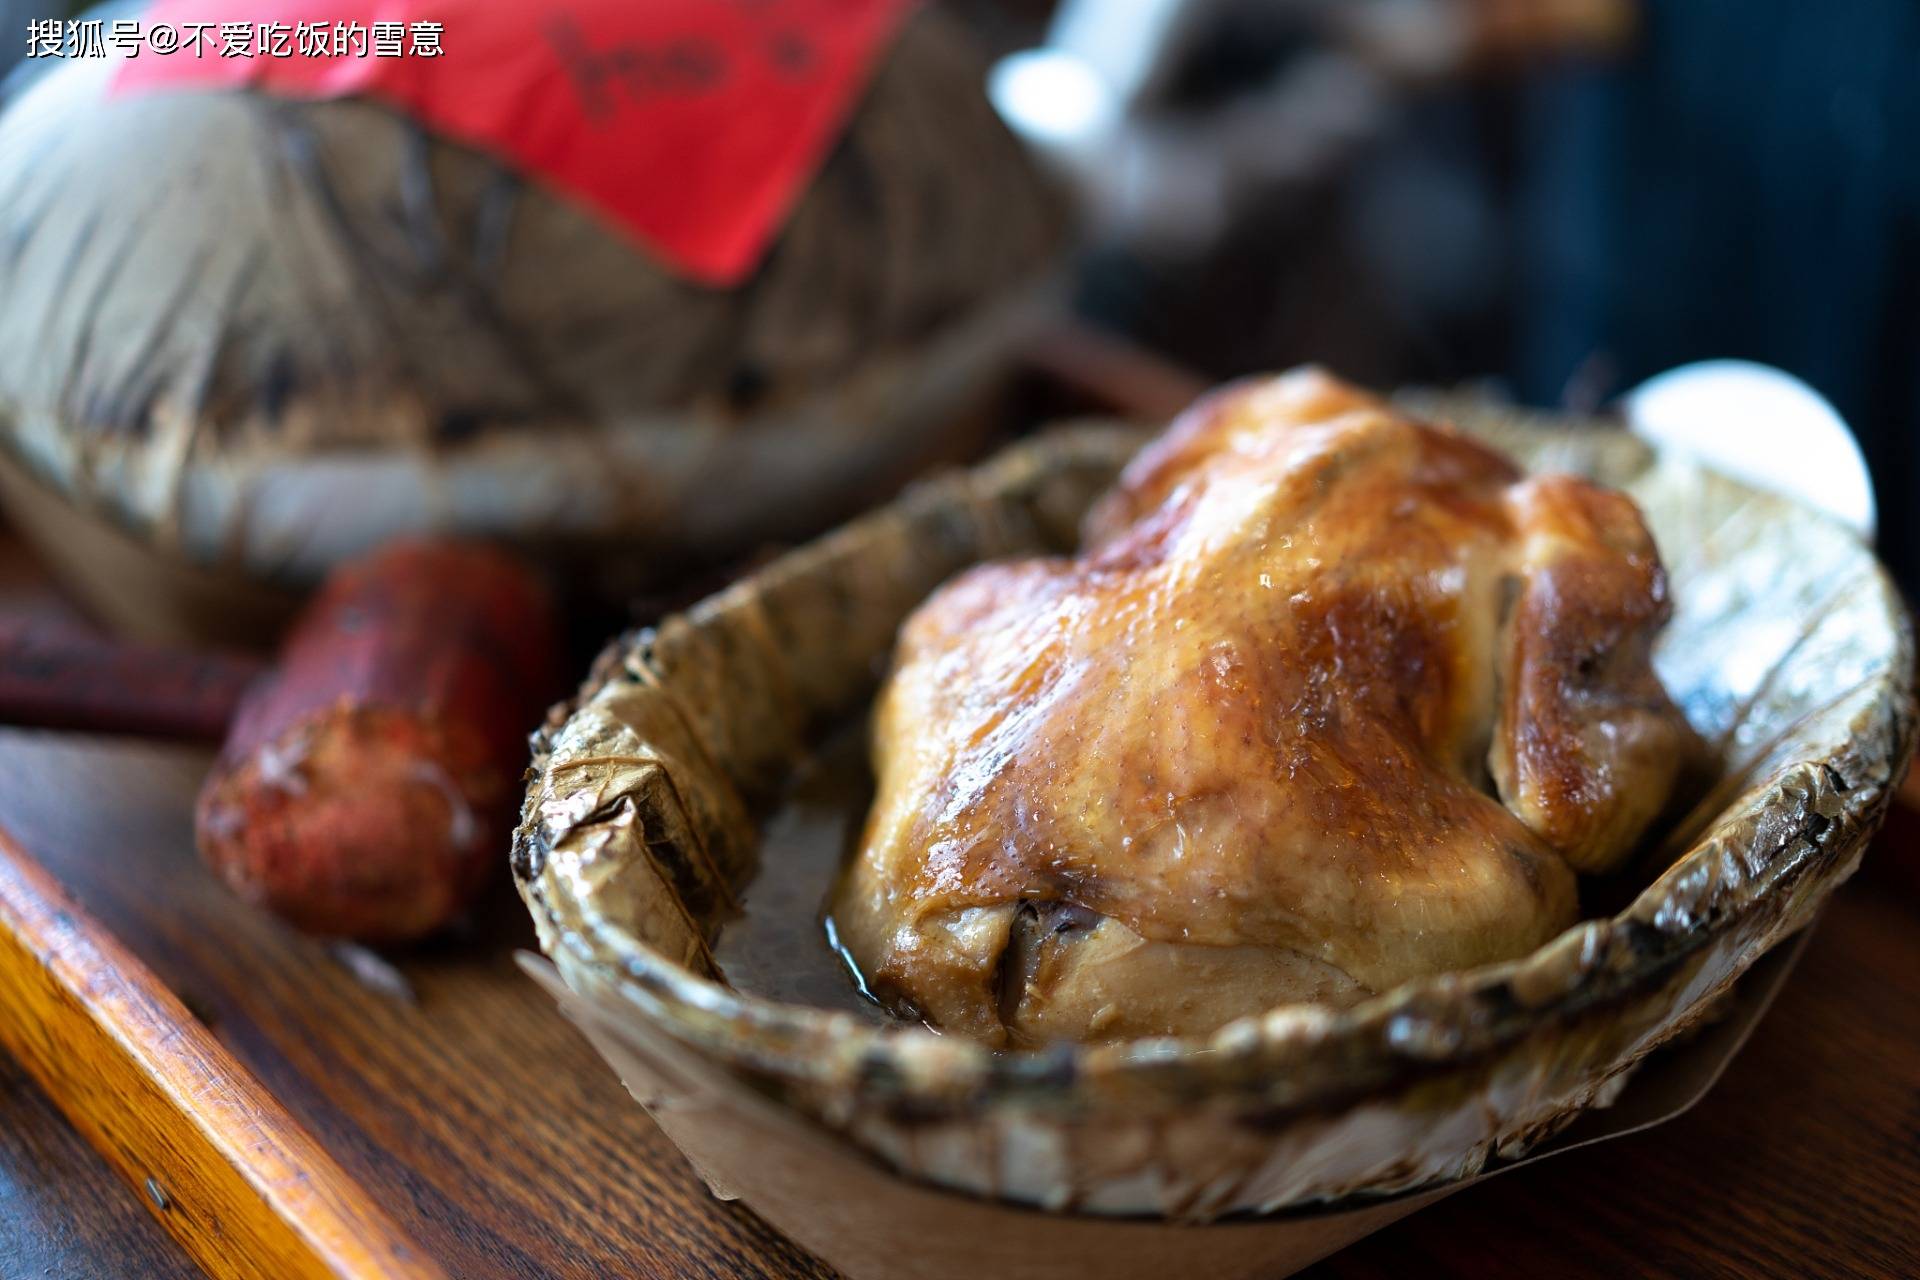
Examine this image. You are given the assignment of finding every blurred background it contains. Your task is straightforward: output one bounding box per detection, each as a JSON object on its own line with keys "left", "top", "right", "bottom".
{"left": 5, "top": 0, "right": 1914, "bottom": 583}
{"left": 963, "top": 0, "right": 1920, "bottom": 587}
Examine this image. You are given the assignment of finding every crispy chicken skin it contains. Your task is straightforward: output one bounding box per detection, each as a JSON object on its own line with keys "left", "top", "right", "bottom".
{"left": 834, "top": 370, "right": 1696, "bottom": 1047}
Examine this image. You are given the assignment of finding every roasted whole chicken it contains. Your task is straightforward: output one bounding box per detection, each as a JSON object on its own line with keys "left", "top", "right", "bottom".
{"left": 833, "top": 370, "right": 1699, "bottom": 1046}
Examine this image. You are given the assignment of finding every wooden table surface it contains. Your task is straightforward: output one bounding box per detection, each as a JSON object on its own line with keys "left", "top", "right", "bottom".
{"left": 2, "top": 728, "right": 1915, "bottom": 1280}
{"left": 0, "top": 504, "right": 1915, "bottom": 1280}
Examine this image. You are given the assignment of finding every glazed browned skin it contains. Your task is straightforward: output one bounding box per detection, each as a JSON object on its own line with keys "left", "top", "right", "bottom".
{"left": 835, "top": 370, "right": 1695, "bottom": 1046}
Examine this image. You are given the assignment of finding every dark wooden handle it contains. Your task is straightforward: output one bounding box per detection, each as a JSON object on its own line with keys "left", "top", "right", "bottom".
{"left": 1023, "top": 322, "right": 1210, "bottom": 423}
{"left": 0, "top": 620, "right": 263, "bottom": 741}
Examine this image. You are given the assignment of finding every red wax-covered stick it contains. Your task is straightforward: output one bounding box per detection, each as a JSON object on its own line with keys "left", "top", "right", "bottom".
{"left": 196, "top": 540, "right": 560, "bottom": 941}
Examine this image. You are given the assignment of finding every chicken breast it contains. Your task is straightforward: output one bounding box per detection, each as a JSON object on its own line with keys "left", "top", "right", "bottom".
{"left": 833, "top": 369, "right": 1696, "bottom": 1046}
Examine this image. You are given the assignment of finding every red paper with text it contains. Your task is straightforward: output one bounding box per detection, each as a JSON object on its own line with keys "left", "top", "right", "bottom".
{"left": 112, "top": 0, "right": 917, "bottom": 284}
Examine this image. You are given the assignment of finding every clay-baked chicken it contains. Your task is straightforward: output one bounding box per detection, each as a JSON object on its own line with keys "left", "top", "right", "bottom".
{"left": 833, "top": 370, "right": 1698, "bottom": 1047}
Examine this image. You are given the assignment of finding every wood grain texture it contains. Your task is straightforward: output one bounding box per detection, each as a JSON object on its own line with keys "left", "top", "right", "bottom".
{"left": 0, "top": 729, "right": 833, "bottom": 1280}
{"left": 0, "top": 1051, "right": 201, "bottom": 1280}
{"left": 0, "top": 821, "right": 444, "bottom": 1280}
{"left": 1, "top": 721, "right": 1915, "bottom": 1280}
